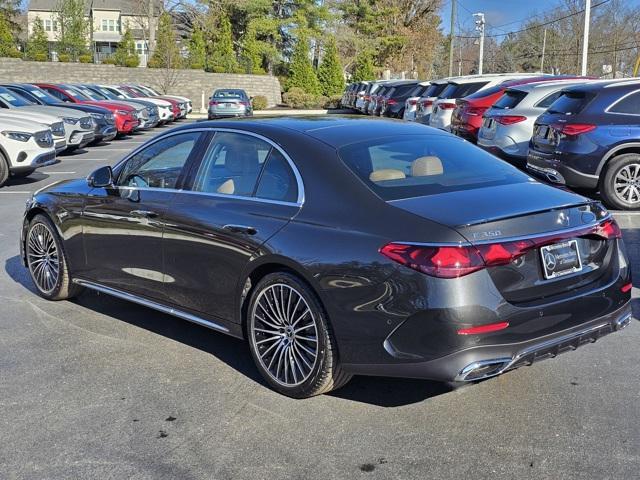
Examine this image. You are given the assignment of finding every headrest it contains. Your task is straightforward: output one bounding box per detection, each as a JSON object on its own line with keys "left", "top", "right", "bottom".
{"left": 217, "top": 179, "right": 235, "bottom": 194}
{"left": 369, "top": 169, "right": 406, "bottom": 182}
{"left": 411, "top": 156, "right": 443, "bottom": 177}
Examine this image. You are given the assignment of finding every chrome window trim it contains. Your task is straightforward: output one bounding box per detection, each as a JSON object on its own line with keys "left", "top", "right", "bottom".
{"left": 113, "top": 126, "right": 305, "bottom": 206}
{"left": 605, "top": 88, "right": 640, "bottom": 116}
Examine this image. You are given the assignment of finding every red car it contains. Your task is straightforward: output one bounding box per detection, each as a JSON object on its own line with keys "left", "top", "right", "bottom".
{"left": 34, "top": 83, "right": 140, "bottom": 135}
{"left": 450, "top": 76, "right": 589, "bottom": 142}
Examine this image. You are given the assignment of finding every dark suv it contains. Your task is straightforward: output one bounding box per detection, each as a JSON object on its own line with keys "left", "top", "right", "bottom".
{"left": 380, "top": 80, "right": 419, "bottom": 118}
{"left": 527, "top": 80, "right": 640, "bottom": 210}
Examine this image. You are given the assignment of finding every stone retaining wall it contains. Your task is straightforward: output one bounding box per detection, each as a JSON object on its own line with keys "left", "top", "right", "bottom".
{"left": 0, "top": 58, "right": 282, "bottom": 110}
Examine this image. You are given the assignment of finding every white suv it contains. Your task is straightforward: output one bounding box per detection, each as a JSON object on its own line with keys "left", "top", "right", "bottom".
{"left": 0, "top": 118, "right": 56, "bottom": 186}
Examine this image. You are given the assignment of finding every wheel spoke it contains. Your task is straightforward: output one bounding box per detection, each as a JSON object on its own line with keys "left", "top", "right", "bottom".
{"left": 256, "top": 335, "right": 282, "bottom": 345}
{"left": 295, "top": 335, "right": 317, "bottom": 343}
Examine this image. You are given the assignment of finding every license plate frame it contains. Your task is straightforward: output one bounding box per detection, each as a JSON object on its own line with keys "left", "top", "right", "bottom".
{"left": 540, "top": 240, "right": 583, "bottom": 280}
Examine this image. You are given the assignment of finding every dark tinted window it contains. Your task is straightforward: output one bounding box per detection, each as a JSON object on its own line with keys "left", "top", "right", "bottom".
{"left": 439, "top": 81, "right": 489, "bottom": 99}
{"left": 118, "top": 132, "right": 200, "bottom": 189}
{"left": 193, "top": 132, "right": 271, "bottom": 196}
{"left": 465, "top": 84, "right": 504, "bottom": 100}
{"left": 255, "top": 149, "right": 298, "bottom": 203}
{"left": 609, "top": 91, "right": 640, "bottom": 114}
{"left": 6, "top": 87, "right": 39, "bottom": 104}
{"left": 493, "top": 90, "right": 528, "bottom": 110}
{"left": 0, "top": 88, "right": 32, "bottom": 107}
{"left": 339, "top": 135, "right": 528, "bottom": 201}
{"left": 547, "top": 91, "right": 592, "bottom": 115}
{"left": 422, "top": 83, "right": 447, "bottom": 98}
{"left": 535, "top": 91, "right": 563, "bottom": 108}
{"left": 213, "top": 89, "right": 247, "bottom": 99}
{"left": 41, "top": 87, "right": 68, "bottom": 101}
{"left": 391, "top": 84, "right": 418, "bottom": 98}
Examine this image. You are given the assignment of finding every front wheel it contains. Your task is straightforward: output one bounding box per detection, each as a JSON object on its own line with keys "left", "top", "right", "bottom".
{"left": 600, "top": 153, "right": 640, "bottom": 210}
{"left": 247, "top": 272, "right": 351, "bottom": 398}
{"left": 26, "top": 214, "right": 83, "bottom": 300}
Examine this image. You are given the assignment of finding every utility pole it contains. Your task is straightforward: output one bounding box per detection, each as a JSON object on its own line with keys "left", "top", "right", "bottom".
{"left": 540, "top": 29, "right": 547, "bottom": 73}
{"left": 448, "top": 0, "right": 456, "bottom": 77}
{"left": 581, "top": 0, "right": 591, "bottom": 76}
{"left": 473, "top": 12, "right": 485, "bottom": 75}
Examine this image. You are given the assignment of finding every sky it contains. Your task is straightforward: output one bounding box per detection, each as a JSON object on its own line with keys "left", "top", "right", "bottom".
{"left": 440, "top": 0, "right": 640, "bottom": 34}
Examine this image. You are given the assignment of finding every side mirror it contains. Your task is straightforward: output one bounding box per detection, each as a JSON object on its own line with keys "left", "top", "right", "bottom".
{"left": 88, "top": 166, "right": 113, "bottom": 188}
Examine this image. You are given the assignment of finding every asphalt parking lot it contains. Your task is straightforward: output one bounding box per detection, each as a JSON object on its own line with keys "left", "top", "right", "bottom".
{"left": 1, "top": 119, "right": 639, "bottom": 479}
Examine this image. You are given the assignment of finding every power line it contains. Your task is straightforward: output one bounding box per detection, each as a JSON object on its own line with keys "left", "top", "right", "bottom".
{"left": 455, "top": 0, "right": 611, "bottom": 39}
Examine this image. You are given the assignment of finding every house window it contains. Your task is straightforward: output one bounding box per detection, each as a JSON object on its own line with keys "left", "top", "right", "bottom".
{"left": 136, "top": 41, "right": 148, "bottom": 55}
{"left": 102, "top": 19, "right": 107, "bottom": 31}
{"left": 52, "top": 20, "right": 58, "bottom": 31}
{"left": 117, "top": 20, "right": 121, "bottom": 32}
{"left": 109, "top": 19, "right": 115, "bottom": 31}
{"left": 45, "top": 19, "right": 51, "bottom": 31}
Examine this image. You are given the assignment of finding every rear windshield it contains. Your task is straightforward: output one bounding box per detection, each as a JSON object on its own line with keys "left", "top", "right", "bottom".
{"left": 338, "top": 135, "right": 528, "bottom": 201}
{"left": 439, "top": 81, "right": 489, "bottom": 99}
{"left": 422, "top": 83, "right": 447, "bottom": 98}
{"left": 213, "top": 90, "right": 246, "bottom": 99}
{"left": 408, "top": 84, "right": 426, "bottom": 97}
{"left": 390, "top": 84, "right": 418, "bottom": 98}
{"left": 493, "top": 90, "right": 528, "bottom": 110}
{"left": 547, "top": 91, "right": 592, "bottom": 115}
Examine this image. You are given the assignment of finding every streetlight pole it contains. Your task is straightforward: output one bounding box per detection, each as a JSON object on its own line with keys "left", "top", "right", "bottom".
{"left": 473, "top": 12, "right": 485, "bottom": 75}
{"left": 581, "top": 0, "right": 591, "bottom": 76}
{"left": 540, "top": 29, "right": 547, "bottom": 73}
{"left": 448, "top": 0, "right": 456, "bottom": 77}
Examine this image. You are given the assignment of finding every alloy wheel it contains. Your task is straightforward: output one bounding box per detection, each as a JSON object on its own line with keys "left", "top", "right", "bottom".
{"left": 27, "top": 223, "right": 60, "bottom": 294}
{"left": 614, "top": 163, "right": 640, "bottom": 204}
{"left": 250, "top": 283, "right": 319, "bottom": 387}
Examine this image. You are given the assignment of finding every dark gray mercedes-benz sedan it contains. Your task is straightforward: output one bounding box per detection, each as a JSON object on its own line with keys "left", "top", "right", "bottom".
{"left": 20, "top": 117, "right": 633, "bottom": 398}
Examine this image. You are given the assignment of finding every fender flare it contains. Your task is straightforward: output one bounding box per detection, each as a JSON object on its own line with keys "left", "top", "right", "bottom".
{"left": 596, "top": 142, "right": 640, "bottom": 177}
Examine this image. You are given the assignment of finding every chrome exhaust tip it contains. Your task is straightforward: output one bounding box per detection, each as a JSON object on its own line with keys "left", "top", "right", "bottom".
{"left": 455, "top": 358, "right": 512, "bottom": 382}
{"left": 615, "top": 312, "right": 632, "bottom": 330}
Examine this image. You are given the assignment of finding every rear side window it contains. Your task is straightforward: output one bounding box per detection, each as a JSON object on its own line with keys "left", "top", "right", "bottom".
{"left": 338, "top": 135, "right": 528, "bottom": 201}
{"left": 255, "top": 150, "right": 299, "bottom": 203}
{"left": 493, "top": 90, "right": 527, "bottom": 110}
{"left": 609, "top": 91, "right": 640, "bottom": 114}
{"left": 535, "top": 91, "right": 563, "bottom": 108}
{"left": 547, "top": 92, "right": 591, "bottom": 115}
{"left": 439, "top": 82, "right": 489, "bottom": 99}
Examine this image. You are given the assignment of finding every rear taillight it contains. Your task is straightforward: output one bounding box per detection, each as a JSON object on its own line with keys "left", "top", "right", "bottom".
{"left": 387, "top": 99, "right": 397, "bottom": 105}
{"left": 238, "top": 101, "right": 249, "bottom": 106}
{"left": 552, "top": 123, "right": 596, "bottom": 136}
{"left": 380, "top": 218, "right": 621, "bottom": 278}
{"left": 439, "top": 102, "right": 457, "bottom": 110}
{"left": 494, "top": 115, "right": 527, "bottom": 125}
{"left": 421, "top": 100, "right": 433, "bottom": 107}
{"left": 364, "top": 95, "right": 371, "bottom": 101}
{"left": 457, "top": 322, "right": 510, "bottom": 335}
{"left": 408, "top": 99, "right": 417, "bottom": 106}
{"left": 209, "top": 100, "right": 218, "bottom": 106}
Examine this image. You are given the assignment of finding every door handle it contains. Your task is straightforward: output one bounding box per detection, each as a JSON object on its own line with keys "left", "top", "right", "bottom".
{"left": 223, "top": 224, "right": 257, "bottom": 235}
{"left": 130, "top": 209, "right": 158, "bottom": 218}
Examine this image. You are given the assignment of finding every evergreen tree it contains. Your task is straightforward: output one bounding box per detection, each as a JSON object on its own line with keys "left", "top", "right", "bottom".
{"left": 205, "top": 13, "right": 238, "bottom": 73}
{"left": 286, "top": 34, "right": 321, "bottom": 95}
{"left": 187, "top": 23, "right": 205, "bottom": 69}
{"left": 240, "top": 20, "right": 264, "bottom": 74}
{"left": 0, "top": 12, "right": 19, "bottom": 57}
{"left": 26, "top": 16, "right": 49, "bottom": 60}
{"left": 113, "top": 28, "right": 136, "bottom": 66}
{"left": 148, "top": 11, "right": 181, "bottom": 69}
{"left": 317, "top": 36, "right": 344, "bottom": 96}
{"left": 0, "top": 0, "right": 22, "bottom": 35}
{"left": 55, "top": 0, "right": 89, "bottom": 61}
{"left": 352, "top": 49, "right": 375, "bottom": 82}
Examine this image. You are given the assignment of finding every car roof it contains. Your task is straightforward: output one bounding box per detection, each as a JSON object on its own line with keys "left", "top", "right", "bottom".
{"left": 177, "top": 116, "right": 447, "bottom": 148}
{"left": 508, "top": 79, "right": 596, "bottom": 94}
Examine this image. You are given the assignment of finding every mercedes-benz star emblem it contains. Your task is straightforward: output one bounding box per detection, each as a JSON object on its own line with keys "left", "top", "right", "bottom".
{"left": 544, "top": 252, "right": 557, "bottom": 271}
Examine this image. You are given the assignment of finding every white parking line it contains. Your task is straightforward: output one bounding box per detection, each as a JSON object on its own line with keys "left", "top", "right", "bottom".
{"left": 0, "top": 191, "right": 32, "bottom": 194}
{"left": 41, "top": 171, "right": 76, "bottom": 174}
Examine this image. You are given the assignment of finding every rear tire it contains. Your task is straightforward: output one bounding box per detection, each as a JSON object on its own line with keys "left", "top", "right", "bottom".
{"left": 247, "top": 272, "right": 351, "bottom": 398}
{"left": 0, "top": 152, "right": 9, "bottom": 187}
{"left": 600, "top": 153, "right": 640, "bottom": 210}
{"left": 26, "top": 214, "right": 83, "bottom": 300}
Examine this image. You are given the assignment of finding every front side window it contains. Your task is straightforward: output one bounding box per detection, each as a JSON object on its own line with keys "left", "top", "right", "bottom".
{"left": 339, "top": 135, "right": 529, "bottom": 201}
{"left": 193, "top": 132, "right": 271, "bottom": 196}
{"left": 118, "top": 132, "right": 201, "bottom": 189}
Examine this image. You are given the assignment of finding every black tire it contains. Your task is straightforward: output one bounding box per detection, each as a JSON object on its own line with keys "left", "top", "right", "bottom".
{"left": 26, "top": 214, "right": 83, "bottom": 300}
{"left": 600, "top": 153, "right": 640, "bottom": 210}
{"left": 246, "top": 272, "right": 352, "bottom": 398}
{"left": 0, "top": 152, "right": 9, "bottom": 187}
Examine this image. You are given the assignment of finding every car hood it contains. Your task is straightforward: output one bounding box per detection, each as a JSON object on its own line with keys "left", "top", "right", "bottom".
{"left": 389, "top": 180, "right": 590, "bottom": 229}
{"left": 84, "top": 100, "right": 133, "bottom": 111}
{"left": 19, "top": 105, "right": 84, "bottom": 119}
{"left": 0, "top": 109, "right": 60, "bottom": 125}
{"left": 0, "top": 116, "right": 49, "bottom": 132}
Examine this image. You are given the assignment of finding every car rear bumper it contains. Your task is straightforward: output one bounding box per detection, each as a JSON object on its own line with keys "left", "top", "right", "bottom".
{"left": 527, "top": 150, "right": 600, "bottom": 189}
{"left": 343, "top": 302, "right": 632, "bottom": 382}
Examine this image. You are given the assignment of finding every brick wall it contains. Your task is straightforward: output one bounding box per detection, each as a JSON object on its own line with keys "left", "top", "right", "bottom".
{"left": 0, "top": 58, "right": 282, "bottom": 110}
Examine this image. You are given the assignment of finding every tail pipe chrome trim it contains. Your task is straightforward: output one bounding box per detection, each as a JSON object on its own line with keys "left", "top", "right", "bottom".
{"left": 455, "top": 311, "right": 633, "bottom": 382}
{"left": 72, "top": 278, "right": 230, "bottom": 334}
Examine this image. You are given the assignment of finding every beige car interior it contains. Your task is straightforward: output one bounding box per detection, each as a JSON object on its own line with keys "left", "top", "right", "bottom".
{"left": 369, "top": 156, "right": 444, "bottom": 183}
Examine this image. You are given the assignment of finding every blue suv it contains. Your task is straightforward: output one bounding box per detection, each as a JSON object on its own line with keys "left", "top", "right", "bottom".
{"left": 527, "top": 79, "right": 640, "bottom": 210}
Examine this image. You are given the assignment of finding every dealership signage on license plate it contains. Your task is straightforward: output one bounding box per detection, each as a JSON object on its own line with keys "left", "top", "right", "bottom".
{"left": 540, "top": 240, "right": 583, "bottom": 279}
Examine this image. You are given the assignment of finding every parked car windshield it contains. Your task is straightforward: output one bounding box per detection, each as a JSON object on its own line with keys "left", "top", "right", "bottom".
{"left": 439, "top": 81, "right": 489, "bottom": 99}
{"left": 338, "top": 135, "right": 529, "bottom": 201}
{"left": 18, "top": 86, "right": 63, "bottom": 104}
{"left": 62, "top": 86, "right": 91, "bottom": 101}
{"left": 493, "top": 90, "right": 528, "bottom": 110}
{"left": 75, "top": 86, "right": 106, "bottom": 101}
{"left": 213, "top": 89, "right": 247, "bottom": 99}
{"left": 547, "top": 91, "right": 593, "bottom": 115}
{"left": 0, "top": 87, "right": 33, "bottom": 107}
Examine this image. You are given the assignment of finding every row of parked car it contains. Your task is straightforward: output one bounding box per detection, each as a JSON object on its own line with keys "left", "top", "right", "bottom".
{"left": 342, "top": 75, "right": 640, "bottom": 210}
{"left": 0, "top": 82, "right": 192, "bottom": 187}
